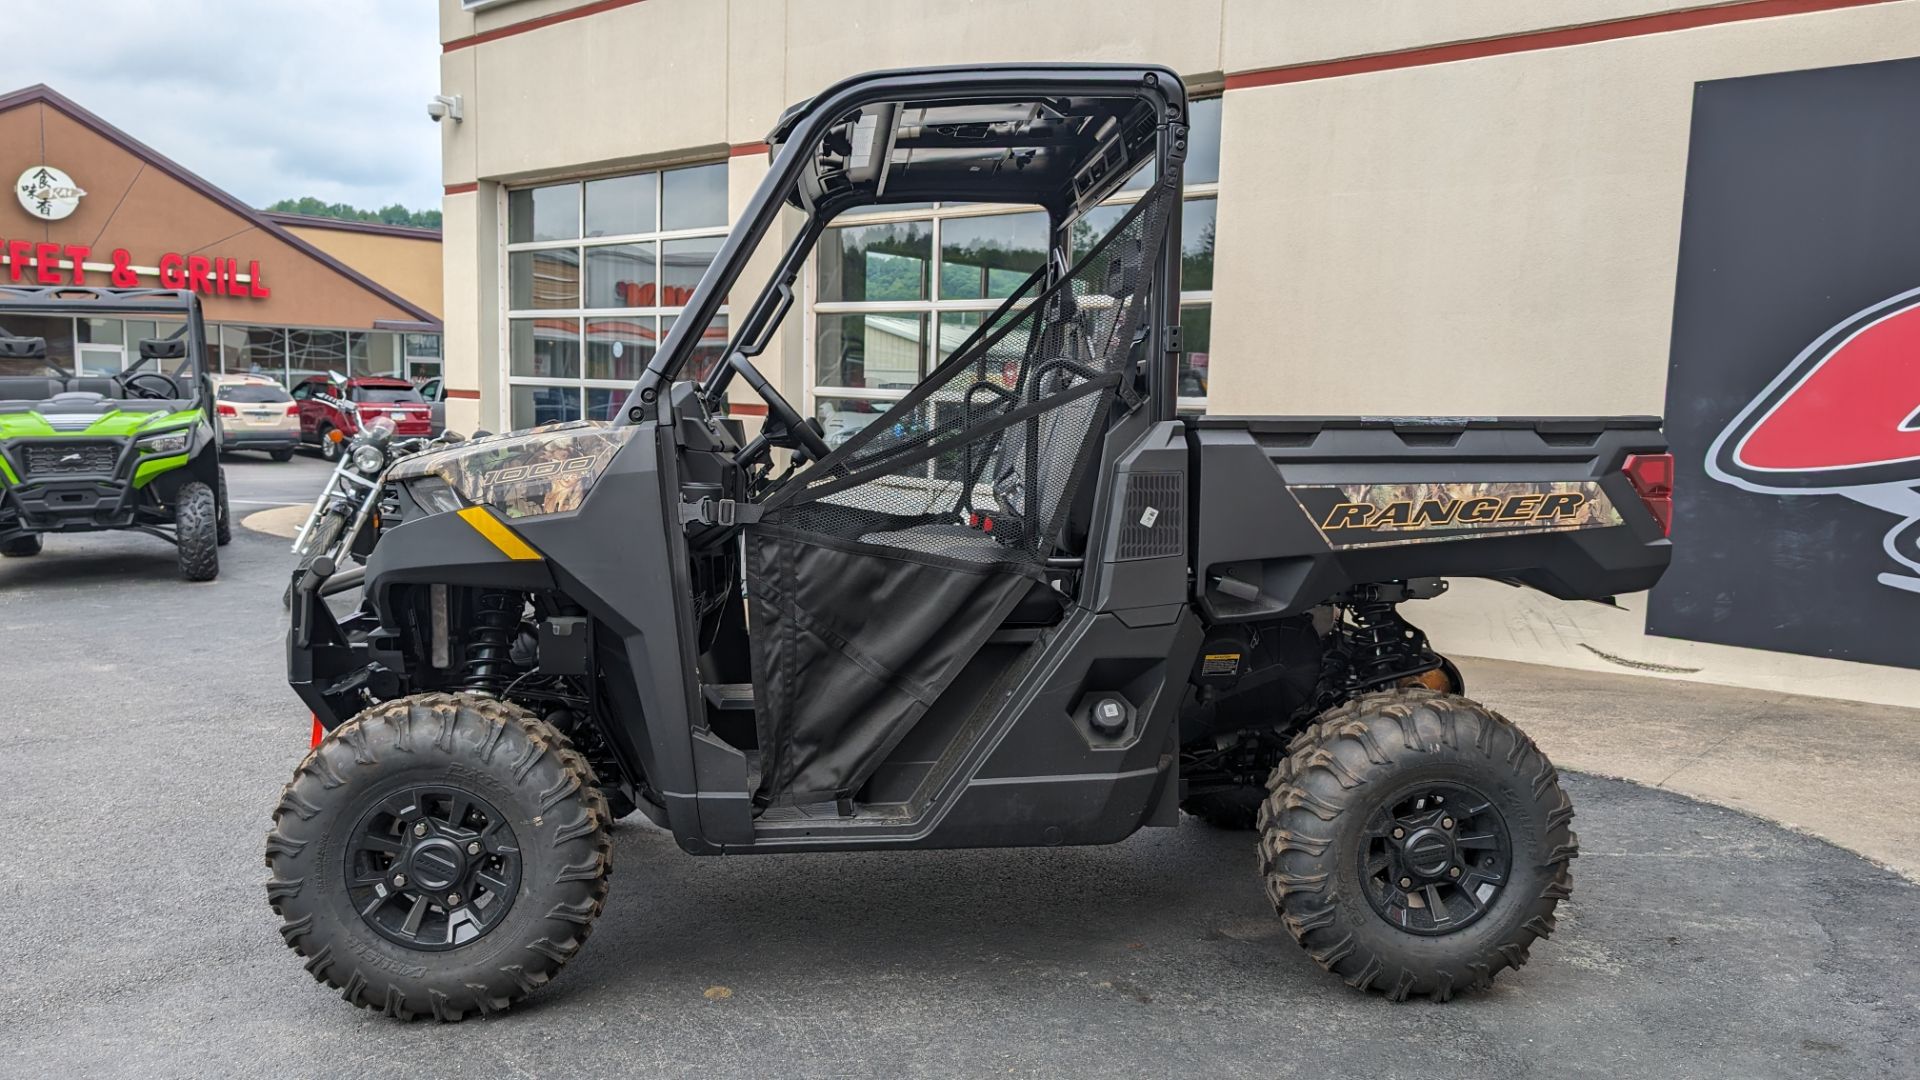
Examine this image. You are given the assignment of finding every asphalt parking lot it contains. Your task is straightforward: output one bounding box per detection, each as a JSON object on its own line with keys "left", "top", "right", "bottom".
{"left": 1, "top": 452, "right": 1916, "bottom": 1079}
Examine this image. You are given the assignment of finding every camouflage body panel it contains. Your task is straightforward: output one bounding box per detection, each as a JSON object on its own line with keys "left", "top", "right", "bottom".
{"left": 388, "top": 420, "right": 639, "bottom": 519}
{"left": 1289, "top": 480, "right": 1623, "bottom": 550}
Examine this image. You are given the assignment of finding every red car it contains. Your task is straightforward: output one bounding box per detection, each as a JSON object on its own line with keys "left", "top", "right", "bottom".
{"left": 291, "top": 376, "right": 434, "bottom": 461}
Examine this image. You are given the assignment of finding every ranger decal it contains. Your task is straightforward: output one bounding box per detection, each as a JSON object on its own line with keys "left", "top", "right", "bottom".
{"left": 1291, "top": 481, "right": 1623, "bottom": 549}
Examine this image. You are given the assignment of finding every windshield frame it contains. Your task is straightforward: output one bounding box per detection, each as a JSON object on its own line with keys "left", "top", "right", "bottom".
{"left": 0, "top": 285, "right": 210, "bottom": 408}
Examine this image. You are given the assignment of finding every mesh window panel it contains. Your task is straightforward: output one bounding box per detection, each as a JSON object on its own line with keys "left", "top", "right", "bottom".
{"left": 744, "top": 182, "right": 1175, "bottom": 806}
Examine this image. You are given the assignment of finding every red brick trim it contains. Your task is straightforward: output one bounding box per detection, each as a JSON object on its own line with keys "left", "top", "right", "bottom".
{"left": 444, "top": 388, "right": 482, "bottom": 400}
{"left": 730, "top": 141, "right": 770, "bottom": 158}
{"left": 1224, "top": 0, "right": 1904, "bottom": 91}
{"left": 443, "top": 182, "right": 479, "bottom": 196}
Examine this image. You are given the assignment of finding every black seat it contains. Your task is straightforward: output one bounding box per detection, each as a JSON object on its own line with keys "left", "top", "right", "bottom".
{"left": 68, "top": 377, "right": 126, "bottom": 399}
{"left": 0, "top": 377, "right": 61, "bottom": 402}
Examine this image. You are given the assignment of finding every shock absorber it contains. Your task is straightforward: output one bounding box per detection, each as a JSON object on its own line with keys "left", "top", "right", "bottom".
{"left": 459, "top": 590, "right": 521, "bottom": 694}
{"left": 1344, "top": 589, "right": 1435, "bottom": 690}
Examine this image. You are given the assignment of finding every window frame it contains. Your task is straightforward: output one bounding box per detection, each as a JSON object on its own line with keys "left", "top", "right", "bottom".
{"left": 501, "top": 161, "right": 732, "bottom": 429}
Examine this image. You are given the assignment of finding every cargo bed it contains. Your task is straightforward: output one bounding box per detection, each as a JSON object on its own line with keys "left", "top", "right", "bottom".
{"left": 1186, "top": 415, "right": 1673, "bottom": 620}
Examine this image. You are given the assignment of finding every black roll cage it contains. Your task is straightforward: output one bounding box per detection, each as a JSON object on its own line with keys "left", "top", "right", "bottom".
{"left": 0, "top": 285, "right": 210, "bottom": 406}
{"left": 615, "top": 63, "right": 1189, "bottom": 433}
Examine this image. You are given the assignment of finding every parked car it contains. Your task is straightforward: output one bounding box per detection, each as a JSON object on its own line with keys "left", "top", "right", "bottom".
{"left": 210, "top": 374, "right": 299, "bottom": 461}
{"left": 414, "top": 375, "right": 447, "bottom": 437}
{"left": 291, "top": 375, "right": 433, "bottom": 461}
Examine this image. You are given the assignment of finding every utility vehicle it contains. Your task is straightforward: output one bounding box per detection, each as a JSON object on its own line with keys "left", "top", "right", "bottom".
{"left": 267, "top": 65, "right": 1673, "bottom": 1020}
{"left": 0, "top": 286, "right": 228, "bottom": 580}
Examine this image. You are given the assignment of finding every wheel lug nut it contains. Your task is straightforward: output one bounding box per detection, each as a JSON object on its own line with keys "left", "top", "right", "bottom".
{"left": 1391, "top": 828, "right": 1405, "bottom": 839}
{"left": 1441, "top": 817, "right": 1454, "bottom": 830}
{"left": 467, "top": 841, "right": 481, "bottom": 855}
{"left": 1449, "top": 866, "right": 1462, "bottom": 878}
{"left": 393, "top": 874, "right": 407, "bottom": 888}
{"left": 1398, "top": 877, "right": 1412, "bottom": 888}
{"left": 413, "top": 822, "right": 428, "bottom": 837}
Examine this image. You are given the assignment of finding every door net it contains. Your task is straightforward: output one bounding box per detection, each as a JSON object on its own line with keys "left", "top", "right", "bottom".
{"left": 745, "top": 182, "right": 1174, "bottom": 806}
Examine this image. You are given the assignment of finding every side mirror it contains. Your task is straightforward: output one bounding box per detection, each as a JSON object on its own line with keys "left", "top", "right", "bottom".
{"left": 470, "top": 430, "right": 493, "bottom": 439}
{"left": 438, "top": 430, "right": 466, "bottom": 444}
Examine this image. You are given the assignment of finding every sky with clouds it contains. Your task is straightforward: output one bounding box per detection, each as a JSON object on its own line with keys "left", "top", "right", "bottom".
{"left": 7, "top": 1, "right": 443, "bottom": 212}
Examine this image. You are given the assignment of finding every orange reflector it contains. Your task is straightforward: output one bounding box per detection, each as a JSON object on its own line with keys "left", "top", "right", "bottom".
{"left": 327, "top": 429, "right": 345, "bottom": 443}
{"left": 310, "top": 714, "right": 324, "bottom": 747}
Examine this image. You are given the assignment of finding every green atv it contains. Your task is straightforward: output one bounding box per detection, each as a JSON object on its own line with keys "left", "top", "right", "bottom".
{"left": 0, "top": 286, "right": 229, "bottom": 580}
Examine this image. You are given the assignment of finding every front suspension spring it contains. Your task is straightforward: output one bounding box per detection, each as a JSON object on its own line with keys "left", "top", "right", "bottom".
{"left": 459, "top": 590, "right": 520, "bottom": 694}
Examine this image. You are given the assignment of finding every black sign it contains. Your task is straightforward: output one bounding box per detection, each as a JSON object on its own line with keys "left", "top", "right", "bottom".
{"left": 1650, "top": 57, "right": 1920, "bottom": 668}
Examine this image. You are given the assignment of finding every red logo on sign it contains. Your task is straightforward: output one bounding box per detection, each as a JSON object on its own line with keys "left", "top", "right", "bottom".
{"left": 1709, "top": 287, "right": 1920, "bottom": 591}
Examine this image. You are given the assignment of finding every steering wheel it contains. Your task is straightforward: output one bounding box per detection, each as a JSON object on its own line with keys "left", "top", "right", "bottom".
{"left": 119, "top": 372, "right": 177, "bottom": 400}
{"left": 761, "top": 383, "right": 832, "bottom": 461}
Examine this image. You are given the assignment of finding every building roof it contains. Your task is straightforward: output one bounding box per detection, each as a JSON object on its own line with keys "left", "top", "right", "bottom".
{"left": 262, "top": 212, "right": 442, "bottom": 241}
{"left": 0, "top": 84, "right": 440, "bottom": 327}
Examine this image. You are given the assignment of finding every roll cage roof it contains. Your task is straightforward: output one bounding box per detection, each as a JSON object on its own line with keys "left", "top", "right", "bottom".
{"left": 0, "top": 285, "right": 209, "bottom": 389}
{"left": 622, "top": 64, "right": 1188, "bottom": 423}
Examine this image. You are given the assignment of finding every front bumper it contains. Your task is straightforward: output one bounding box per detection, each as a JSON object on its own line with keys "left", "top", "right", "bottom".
{"left": 0, "top": 437, "right": 182, "bottom": 536}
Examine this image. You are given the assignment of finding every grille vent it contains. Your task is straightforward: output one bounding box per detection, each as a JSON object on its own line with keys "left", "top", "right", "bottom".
{"left": 1116, "top": 470, "right": 1184, "bottom": 561}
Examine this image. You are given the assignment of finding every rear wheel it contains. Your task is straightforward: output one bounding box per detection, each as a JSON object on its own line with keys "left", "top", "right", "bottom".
{"left": 1, "top": 534, "right": 42, "bottom": 557}
{"left": 264, "top": 694, "right": 612, "bottom": 1021}
{"left": 1258, "top": 690, "right": 1574, "bottom": 1000}
{"left": 270, "top": 448, "right": 295, "bottom": 462}
{"left": 175, "top": 480, "right": 219, "bottom": 581}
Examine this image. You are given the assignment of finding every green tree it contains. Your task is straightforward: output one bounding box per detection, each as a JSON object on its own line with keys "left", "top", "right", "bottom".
{"left": 266, "top": 197, "right": 441, "bottom": 230}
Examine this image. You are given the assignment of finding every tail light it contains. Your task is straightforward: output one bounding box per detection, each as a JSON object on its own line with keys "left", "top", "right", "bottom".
{"left": 285, "top": 403, "right": 300, "bottom": 416}
{"left": 1622, "top": 452, "right": 1674, "bottom": 537}
{"left": 216, "top": 403, "right": 237, "bottom": 417}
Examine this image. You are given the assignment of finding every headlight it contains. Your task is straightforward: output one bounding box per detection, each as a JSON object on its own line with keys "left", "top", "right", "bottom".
{"left": 407, "top": 475, "right": 465, "bottom": 515}
{"left": 351, "top": 444, "right": 387, "bottom": 474}
{"left": 139, "top": 431, "right": 189, "bottom": 455}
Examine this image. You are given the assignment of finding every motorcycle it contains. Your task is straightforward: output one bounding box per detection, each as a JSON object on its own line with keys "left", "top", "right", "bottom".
{"left": 285, "top": 412, "right": 472, "bottom": 605}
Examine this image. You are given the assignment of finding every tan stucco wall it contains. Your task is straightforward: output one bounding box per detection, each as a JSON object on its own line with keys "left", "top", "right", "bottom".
{"left": 281, "top": 226, "right": 444, "bottom": 319}
{"left": 1207, "top": 0, "right": 1920, "bottom": 417}
{"left": 435, "top": 0, "right": 1920, "bottom": 697}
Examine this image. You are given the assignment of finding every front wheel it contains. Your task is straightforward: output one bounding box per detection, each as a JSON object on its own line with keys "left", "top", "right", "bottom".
{"left": 270, "top": 448, "right": 295, "bottom": 462}
{"left": 318, "top": 425, "right": 340, "bottom": 462}
{"left": 175, "top": 480, "right": 219, "bottom": 581}
{"left": 1259, "top": 690, "right": 1574, "bottom": 1001}
{"left": 1, "top": 534, "right": 42, "bottom": 557}
{"left": 264, "top": 694, "right": 613, "bottom": 1021}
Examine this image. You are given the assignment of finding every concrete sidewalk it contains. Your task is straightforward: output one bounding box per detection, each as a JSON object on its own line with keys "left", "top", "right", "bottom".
{"left": 1460, "top": 655, "right": 1920, "bottom": 880}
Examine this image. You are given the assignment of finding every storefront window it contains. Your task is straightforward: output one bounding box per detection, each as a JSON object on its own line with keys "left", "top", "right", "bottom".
{"left": 289, "top": 329, "right": 347, "bottom": 386}
{"left": 661, "top": 163, "right": 728, "bottom": 231}
{"left": 508, "top": 183, "right": 578, "bottom": 243}
{"left": 348, "top": 331, "right": 401, "bottom": 378}
{"left": 506, "top": 161, "right": 731, "bottom": 430}
{"left": 244, "top": 327, "right": 288, "bottom": 383}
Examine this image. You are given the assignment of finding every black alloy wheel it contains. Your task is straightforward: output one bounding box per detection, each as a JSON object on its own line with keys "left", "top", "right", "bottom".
{"left": 1358, "top": 781, "right": 1512, "bottom": 936}
{"left": 345, "top": 785, "right": 523, "bottom": 950}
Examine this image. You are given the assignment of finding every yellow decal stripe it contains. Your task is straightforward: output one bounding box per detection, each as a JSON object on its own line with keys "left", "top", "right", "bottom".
{"left": 458, "top": 506, "right": 542, "bottom": 561}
